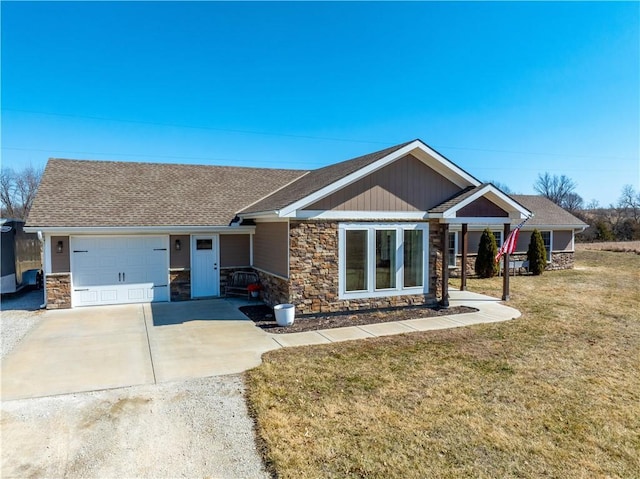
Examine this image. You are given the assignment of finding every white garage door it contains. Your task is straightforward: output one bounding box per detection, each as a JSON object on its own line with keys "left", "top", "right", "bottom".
{"left": 70, "top": 236, "right": 169, "bottom": 307}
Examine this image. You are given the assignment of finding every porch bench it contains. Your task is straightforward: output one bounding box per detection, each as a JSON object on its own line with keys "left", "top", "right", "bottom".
{"left": 509, "top": 260, "right": 529, "bottom": 275}
{"left": 225, "top": 271, "right": 259, "bottom": 298}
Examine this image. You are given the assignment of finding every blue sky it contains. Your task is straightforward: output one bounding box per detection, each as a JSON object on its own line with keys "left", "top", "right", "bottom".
{"left": 2, "top": 1, "right": 638, "bottom": 206}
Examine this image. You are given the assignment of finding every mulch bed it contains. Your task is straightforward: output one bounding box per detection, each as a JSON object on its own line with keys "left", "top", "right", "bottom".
{"left": 239, "top": 304, "right": 478, "bottom": 334}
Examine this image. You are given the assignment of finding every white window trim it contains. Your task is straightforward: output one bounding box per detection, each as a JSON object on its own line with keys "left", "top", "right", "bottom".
{"left": 541, "top": 230, "right": 553, "bottom": 263}
{"left": 491, "top": 230, "right": 503, "bottom": 248}
{"left": 338, "top": 222, "right": 429, "bottom": 300}
{"left": 448, "top": 231, "right": 458, "bottom": 268}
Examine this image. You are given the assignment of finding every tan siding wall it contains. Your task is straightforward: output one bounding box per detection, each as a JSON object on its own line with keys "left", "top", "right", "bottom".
{"left": 306, "top": 154, "right": 460, "bottom": 212}
{"left": 515, "top": 231, "right": 533, "bottom": 253}
{"left": 456, "top": 197, "right": 508, "bottom": 217}
{"left": 253, "top": 222, "right": 288, "bottom": 277}
{"left": 170, "top": 235, "right": 190, "bottom": 269}
{"left": 220, "top": 234, "right": 251, "bottom": 267}
{"left": 553, "top": 231, "right": 573, "bottom": 251}
{"left": 51, "top": 236, "right": 70, "bottom": 273}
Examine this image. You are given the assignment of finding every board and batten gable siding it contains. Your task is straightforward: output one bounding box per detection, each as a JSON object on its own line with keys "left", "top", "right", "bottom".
{"left": 253, "top": 222, "right": 289, "bottom": 278}
{"left": 51, "top": 236, "right": 70, "bottom": 273}
{"left": 220, "top": 234, "right": 251, "bottom": 267}
{"left": 305, "top": 154, "right": 460, "bottom": 212}
{"left": 456, "top": 197, "right": 508, "bottom": 217}
{"left": 170, "top": 235, "right": 190, "bottom": 269}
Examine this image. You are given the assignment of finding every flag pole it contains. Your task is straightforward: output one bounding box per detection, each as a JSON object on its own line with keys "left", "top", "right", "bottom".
{"left": 502, "top": 222, "right": 511, "bottom": 301}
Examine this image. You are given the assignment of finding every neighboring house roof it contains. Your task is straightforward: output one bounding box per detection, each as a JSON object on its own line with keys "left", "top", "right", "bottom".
{"left": 511, "top": 195, "right": 588, "bottom": 228}
{"left": 27, "top": 159, "right": 305, "bottom": 227}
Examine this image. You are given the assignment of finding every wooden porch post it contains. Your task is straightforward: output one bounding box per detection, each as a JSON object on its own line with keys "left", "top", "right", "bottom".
{"left": 441, "top": 223, "right": 449, "bottom": 307}
{"left": 502, "top": 222, "right": 511, "bottom": 301}
{"left": 461, "top": 223, "right": 468, "bottom": 291}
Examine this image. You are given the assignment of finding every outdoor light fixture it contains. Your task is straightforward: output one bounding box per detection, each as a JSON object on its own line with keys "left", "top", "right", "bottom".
{"left": 175, "top": 239, "right": 181, "bottom": 251}
{"left": 57, "top": 240, "right": 64, "bottom": 253}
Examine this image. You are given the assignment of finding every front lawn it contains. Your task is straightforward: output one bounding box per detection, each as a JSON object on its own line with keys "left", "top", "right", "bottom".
{"left": 245, "top": 250, "right": 640, "bottom": 478}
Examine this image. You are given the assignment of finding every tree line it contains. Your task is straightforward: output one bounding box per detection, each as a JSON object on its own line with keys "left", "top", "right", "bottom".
{"left": 532, "top": 172, "right": 640, "bottom": 242}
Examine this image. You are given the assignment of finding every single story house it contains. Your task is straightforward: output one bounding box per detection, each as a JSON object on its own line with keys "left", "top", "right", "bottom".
{"left": 26, "top": 139, "right": 587, "bottom": 311}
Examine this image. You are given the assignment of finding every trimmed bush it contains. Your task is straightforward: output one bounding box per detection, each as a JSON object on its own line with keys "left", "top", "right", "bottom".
{"left": 475, "top": 228, "right": 499, "bottom": 278}
{"left": 527, "top": 229, "right": 547, "bottom": 275}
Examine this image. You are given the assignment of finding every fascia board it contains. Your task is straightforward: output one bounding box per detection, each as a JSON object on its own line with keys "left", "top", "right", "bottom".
{"left": 23, "top": 225, "right": 256, "bottom": 235}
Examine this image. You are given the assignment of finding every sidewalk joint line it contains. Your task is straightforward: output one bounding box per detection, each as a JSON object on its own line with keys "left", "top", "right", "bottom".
{"left": 141, "top": 304, "right": 157, "bottom": 384}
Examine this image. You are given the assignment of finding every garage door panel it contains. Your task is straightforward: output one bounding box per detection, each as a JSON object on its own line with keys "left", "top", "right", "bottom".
{"left": 70, "top": 236, "right": 169, "bottom": 307}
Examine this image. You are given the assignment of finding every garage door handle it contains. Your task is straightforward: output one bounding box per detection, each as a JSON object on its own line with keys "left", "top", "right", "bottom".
{"left": 74, "top": 288, "right": 89, "bottom": 292}
{"left": 123, "top": 272, "right": 125, "bottom": 282}
{"left": 119, "top": 273, "right": 122, "bottom": 281}
{"left": 73, "top": 250, "right": 88, "bottom": 253}
{"left": 154, "top": 284, "right": 168, "bottom": 288}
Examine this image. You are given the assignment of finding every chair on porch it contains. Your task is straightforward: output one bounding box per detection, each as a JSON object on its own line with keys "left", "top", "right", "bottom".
{"left": 225, "top": 271, "right": 259, "bottom": 298}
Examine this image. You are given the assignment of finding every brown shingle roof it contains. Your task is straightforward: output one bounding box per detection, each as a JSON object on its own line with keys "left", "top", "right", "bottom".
{"left": 27, "top": 159, "right": 305, "bottom": 227}
{"left": 428, "top": 185, "right": 484, "bottom": 214}
{"left": 511, "top": 195, "right": 588, "bottom": 227}
{"left": 240, "top": 140, "right": 416, "bottom": 214}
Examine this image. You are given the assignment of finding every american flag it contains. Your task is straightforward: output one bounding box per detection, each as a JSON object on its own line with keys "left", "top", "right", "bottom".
{"left": 495, "top": 218, "right": 528, "bottom": 263}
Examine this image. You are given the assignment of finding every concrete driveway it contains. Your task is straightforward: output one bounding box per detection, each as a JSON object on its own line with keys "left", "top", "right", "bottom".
{"left": 1, "top": 299, "right": 280, "bottom": 401}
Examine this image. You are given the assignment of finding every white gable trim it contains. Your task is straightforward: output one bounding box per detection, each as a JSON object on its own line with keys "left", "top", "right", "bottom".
{"left": 278, "top": 140, "right": 481, "bottom": 218}
{"left": 290, "top": 210, "right": 429, "bottom": 220}
{"left": 435, "top": 184, "right": 531, "bottom": 219}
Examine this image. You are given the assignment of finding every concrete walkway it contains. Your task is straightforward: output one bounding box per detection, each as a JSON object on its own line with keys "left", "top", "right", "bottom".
{"left": 1, "top": 292, "right": 520, "bottom": 400}
{"left": 268, "top": 290, "right": 521, "bottom": 347}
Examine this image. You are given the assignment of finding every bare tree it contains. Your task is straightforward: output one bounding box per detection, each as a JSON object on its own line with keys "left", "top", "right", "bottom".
{"left": 564, "top": 192, "right": 584, "bottom": 213}
{"left": 617, "top": 184, "right": 640, "bottom": 222}
{"left": 0, "top": 166, "right": 44, "bottom": 220}
{"left": 486, "top": 180, "right": 513, "bottom": 194}
{"left": 585, "top": 199, "right": 600, "bottom": 210}
{"left": 534, "top": 172, "right": 582, "bottom": 210}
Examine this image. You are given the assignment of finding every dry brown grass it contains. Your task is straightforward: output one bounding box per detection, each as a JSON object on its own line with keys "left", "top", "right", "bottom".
{"left": 576, "top": 240, "right": 640, "bottom": 254}
{"left": 245, "top": 250, "right": 640, "bottom": 479}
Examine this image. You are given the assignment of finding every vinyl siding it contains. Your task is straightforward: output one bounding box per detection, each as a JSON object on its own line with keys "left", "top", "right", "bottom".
{"left": 253, "top": 222, "right": 288, "bottom": 277}
{"left": 170, "top": 235, "right": 190, "bottom": 269}
{"left": 51, "top": 236, "right": 70, "bottom": 273}
{"left": 220, "top": 234, "right": 251, "bottom": 267}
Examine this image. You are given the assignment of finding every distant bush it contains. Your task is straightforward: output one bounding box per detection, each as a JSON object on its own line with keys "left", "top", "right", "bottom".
{"left": 475, "top": 228, "right": 499, "bottom": 278}
{"left": 527, "top": 229, "right": 547, "bottom": 275}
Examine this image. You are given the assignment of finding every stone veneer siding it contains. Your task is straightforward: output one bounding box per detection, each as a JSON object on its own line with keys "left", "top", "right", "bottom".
{"left": 288, "top": 220, "right": 438, "bottom": 315}
{"left": 255, "top": 270, "right": 290, "bottom": 306}
{"left": 46, "top": 273, "right": 72, "bottom": 309}
{"left": 169, "top": 270, "right": 191, "bottom": 301}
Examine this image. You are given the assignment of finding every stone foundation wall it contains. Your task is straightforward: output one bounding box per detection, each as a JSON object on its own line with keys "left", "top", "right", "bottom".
{"left": 287, "top": 220, "right": 437, "bottom": 315}
{"left": 46, "top": 273, "right": 71, "bottom": 309}
{"left": 169, "top": 269, "right": 191, "bottom": 301}
{"left": 256, "top": 270, "right": 289, "bottom": 306}
{"left": 548, "top": 252, "right": 574, "bottom": 270}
